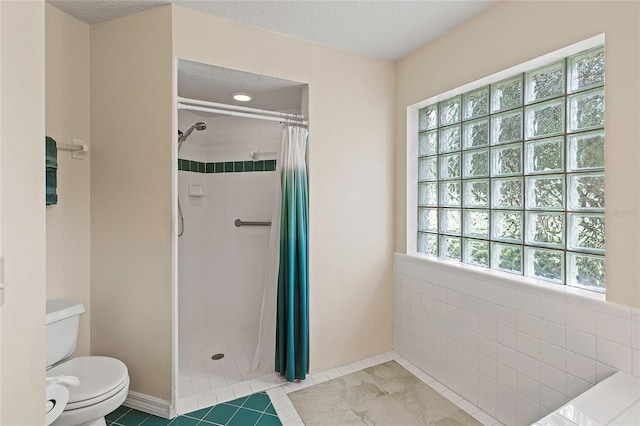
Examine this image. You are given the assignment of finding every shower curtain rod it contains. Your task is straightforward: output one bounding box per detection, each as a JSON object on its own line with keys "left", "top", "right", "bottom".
{"left": 177, "top": 103, "right": 308, "bottom": 126}
{"left": 177, "top": 96, "right": 305, "bottom": 120}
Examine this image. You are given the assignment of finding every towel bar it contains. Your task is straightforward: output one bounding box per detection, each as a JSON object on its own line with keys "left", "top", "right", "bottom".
{"left": 58, "top": 139, "right": 89, "bottom": 159}
{"left": 57, "top": 143, "right": 83, "bottom": 152}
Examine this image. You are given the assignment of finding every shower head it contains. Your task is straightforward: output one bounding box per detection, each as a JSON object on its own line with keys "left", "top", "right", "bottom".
{"left": 178, "top": 122, "right": 207, "bottom": 147}
{"left": 181, "top": 122, "right": 206, "bottom": 140}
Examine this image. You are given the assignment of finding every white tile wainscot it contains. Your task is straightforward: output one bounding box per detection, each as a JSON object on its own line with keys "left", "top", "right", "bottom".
{"left": 393, "top": 253, "right": 640, "bottom": 426}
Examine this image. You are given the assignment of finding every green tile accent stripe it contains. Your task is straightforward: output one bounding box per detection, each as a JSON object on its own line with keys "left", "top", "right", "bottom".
{"left": 178, "top": 159, "right": 276, "bottom": 174}
{"left": 177, "top": 159, "right": 207, "bottom": 173}
{"left": 105, "top": 392, "right": 282, "bottom": 426}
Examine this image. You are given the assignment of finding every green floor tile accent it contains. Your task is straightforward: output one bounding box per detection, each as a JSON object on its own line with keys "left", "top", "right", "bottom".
{"left": 225, "top": 396, "right": 249, "bottom": 408}
{"left": 242, "top": 393, "right": 271, "bottom": 412}
{"left": 169, "top": 417, "right": 200, "bottom": 426}
{"left": 203, "top": 404, "right": 239, "bottom": 424}
{"left": 227, "top": 408, "right": 261, "bottom": 426}
{"left": 140, "top": 415, "right": 173, "bottom": 426}
{"left": 215, "top": 162, "right": 224, "bottom": 173}
{"left": 265, "top": 160, "right": 276, "bottom": 171}
{"left": 106, "top": 392, "right": 281, "bottom": 426}
{"left": 244, "top": 161, "right": 254, "bottom": 172}
{"left": 206, "top": 163, "right": 214, "bottom": 173}
{"left": 117, "top": 409, "right": 150, "bottom": 425}
{"left": 106, "top": 406, "right": 131, "bottom": 422}
{"left": 254, "top": 161, "right": 265, "bottom": 171}
{"left": 256, "top": 414, "right": 282, "bottom": 426}
{"left": 234, "top": 161, "right": 244, "bottom": 172}
{"left": 224, "top": 162, "right": 234, "bottom": 172}
{"left": 183, "top": 405, "right": 213, "bottom": 420}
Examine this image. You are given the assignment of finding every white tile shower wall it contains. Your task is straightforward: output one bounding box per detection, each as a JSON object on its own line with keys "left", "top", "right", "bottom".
{"left": 178, "top": 112, "right": 282, "bottom": 337}
{"left": 178, "top": 169, "right": 207, "bottom": 332}
{"left": 205, "top": 114, "right": 293, "bottom": 163}
{"left": 201, "top": 115, "right": 282, "bottom": 331}
{"left": 204, "top": 170, "right": 277, "bottom": 330}
{"left": 178, "top": 110, "right": 209, "bottom": 335}
{"left": 393, "top": 253, "right": 640, "bottom": 426}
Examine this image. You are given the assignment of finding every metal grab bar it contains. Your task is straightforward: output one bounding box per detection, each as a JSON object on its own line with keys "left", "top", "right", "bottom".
{"left": 234, "top": 219, "right": 271, "bottom": 227}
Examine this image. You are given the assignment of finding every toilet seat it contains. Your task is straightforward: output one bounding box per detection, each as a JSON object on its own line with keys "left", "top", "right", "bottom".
{"left": 47, "top": 356, "right": 129, "bottom": 410}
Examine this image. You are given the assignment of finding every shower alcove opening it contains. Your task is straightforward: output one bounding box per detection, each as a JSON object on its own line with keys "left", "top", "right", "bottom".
{"left": 175, "top": 59, "right": 308, "bottom": 413}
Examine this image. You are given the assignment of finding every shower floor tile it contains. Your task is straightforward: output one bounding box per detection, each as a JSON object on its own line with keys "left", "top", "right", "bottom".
{"left": 179, "top": 323, "right": 284, "bottom": 408}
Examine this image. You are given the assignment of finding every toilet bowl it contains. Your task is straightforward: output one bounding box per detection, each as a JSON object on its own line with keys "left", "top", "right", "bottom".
{"left": 46, "top": 382, "right": 69, "bottom": 425}
{"left": 46, "top": 300, "right": 131, "bottom": 426}
{"left": 48, "top": 357, "right": 129, "bottom": 426}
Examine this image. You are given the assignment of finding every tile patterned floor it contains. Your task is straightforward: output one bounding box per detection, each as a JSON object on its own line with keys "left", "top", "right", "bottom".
{"left": 288, "top": 361, "right": 481, "bottom": 425}
{"left": 107, "top": 350, "right": 501, "bottom": 426}
{"left": 274, "top": 351, "right": 502, "bottom": 426}
{"left": 106, "top": 392, "right": 282, "bottom": 426}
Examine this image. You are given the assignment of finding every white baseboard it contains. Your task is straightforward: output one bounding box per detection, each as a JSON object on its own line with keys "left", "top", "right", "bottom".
{"left": 123, "top": 391, "right": 174, "bottom": 419}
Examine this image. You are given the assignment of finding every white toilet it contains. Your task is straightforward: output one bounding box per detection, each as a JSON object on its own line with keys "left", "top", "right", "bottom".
{"left": 46, "top": 299, "right": 130, "bottom": 426}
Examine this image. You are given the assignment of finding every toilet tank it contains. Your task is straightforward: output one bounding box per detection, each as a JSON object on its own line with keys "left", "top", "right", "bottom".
{"left": 45, "top": 299, "right": 85, "bottom": 368}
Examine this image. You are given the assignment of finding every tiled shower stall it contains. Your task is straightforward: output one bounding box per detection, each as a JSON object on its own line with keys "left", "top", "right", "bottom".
{"left": 178, "top": 110, "right": 282, "bottom": 401}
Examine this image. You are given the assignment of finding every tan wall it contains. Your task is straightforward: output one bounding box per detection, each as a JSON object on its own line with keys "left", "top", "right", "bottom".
{"left": 90, "top": 6, "right": 174, "bottom": 400}
{"left": 0, "top": 1, "right": 47, "bottom": 424}
{"left": 45, "top": 3, "right": 91, "bottom": 356}
{"left": 173, "top": 5, "right": 396, "bottom": 374}
{"left": 395, "top": 1, "right": 640, "bottom": 307}
{"left": 90, "top": 2, "right": 393, "bottom": 402}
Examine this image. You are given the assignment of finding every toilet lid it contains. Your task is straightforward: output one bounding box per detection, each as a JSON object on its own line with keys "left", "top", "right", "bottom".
{"left": 47, "top": 356, "right": 128, "bottom": 407}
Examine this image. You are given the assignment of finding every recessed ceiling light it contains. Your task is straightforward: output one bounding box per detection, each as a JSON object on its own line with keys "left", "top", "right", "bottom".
{"left": 232, "top": 92, "right": 252, "bottom": 102}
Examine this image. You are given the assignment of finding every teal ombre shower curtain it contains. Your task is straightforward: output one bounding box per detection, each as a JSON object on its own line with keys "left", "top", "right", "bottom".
{"left": 275, "top": 125, "right": 309, "bottom": 381}
{"left": 251, "top": 125, "right": 309, "bottom": 381}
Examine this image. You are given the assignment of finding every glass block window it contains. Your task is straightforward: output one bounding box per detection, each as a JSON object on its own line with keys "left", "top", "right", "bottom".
{"left": 417, "top": 45, "right": 605, "bottom": 292}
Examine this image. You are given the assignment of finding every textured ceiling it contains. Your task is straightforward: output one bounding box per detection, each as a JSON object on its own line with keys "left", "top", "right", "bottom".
{"left": 48, "top": 0, "right": 497, "bottom": 61}
{"left": 178, "top": 59, "right": 305, "bottom": 113}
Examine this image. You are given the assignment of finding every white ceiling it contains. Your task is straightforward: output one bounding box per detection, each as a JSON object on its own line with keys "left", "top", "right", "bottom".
{"left": 178, "top": 59, "right": 305, "bottom": 113}
{"left": 48, "top": 0, "right": 498, "bottom": 61}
